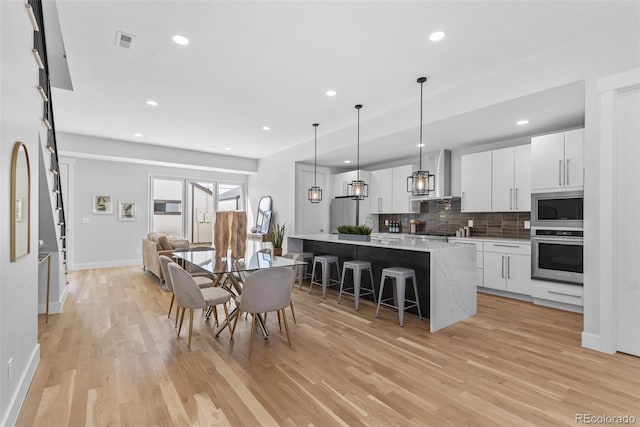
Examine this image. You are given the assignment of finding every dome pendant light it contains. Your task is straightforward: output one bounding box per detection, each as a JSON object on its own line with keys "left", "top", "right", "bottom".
{"left": 407, "top": 77, "right": 435, "bottom": 196}
{"left": 347, "top": 104, "right": 368, "bottom": 200}
{"left": 308, "top": 123, "right": 323, "bottom": 203}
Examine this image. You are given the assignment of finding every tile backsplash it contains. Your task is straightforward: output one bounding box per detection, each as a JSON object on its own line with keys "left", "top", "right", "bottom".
{"left": 378, "top": 198, "right": 531, "bottom": 239}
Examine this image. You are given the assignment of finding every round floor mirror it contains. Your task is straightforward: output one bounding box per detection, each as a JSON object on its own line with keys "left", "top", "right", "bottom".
{"left": 11, "top": 142, "right": 31, "bottom": 261}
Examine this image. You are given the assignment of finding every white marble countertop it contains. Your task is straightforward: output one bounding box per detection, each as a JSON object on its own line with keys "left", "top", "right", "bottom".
{"left": 289, "top": 234, "right": 461, "bottom": 253}
{"left": 447, "top": 236, "right": 530, "bottom": 243}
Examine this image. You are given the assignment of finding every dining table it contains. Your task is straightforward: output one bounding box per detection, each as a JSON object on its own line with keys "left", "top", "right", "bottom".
{"left": 172, "top": 249, "right": 306, "bottom": 338}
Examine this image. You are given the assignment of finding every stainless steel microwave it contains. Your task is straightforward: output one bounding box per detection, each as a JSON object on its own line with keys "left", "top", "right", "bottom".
{"left": 531, "top": 190, "right": 583, "bottom": 229}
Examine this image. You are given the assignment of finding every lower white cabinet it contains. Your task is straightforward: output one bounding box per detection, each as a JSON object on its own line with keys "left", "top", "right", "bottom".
{"left": 531, "top": 280, "right": 583, "bottom": 307}
{"left": 483, "top": 242, "right": 531, "bottom": 295}
{"left": 448, "top": 238, "right": 484, "bottom": 286}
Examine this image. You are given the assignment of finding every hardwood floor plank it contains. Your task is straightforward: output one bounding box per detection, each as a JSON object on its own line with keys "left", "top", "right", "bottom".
{"left": 16, "top": 266, "right": 639, "bottom": 426}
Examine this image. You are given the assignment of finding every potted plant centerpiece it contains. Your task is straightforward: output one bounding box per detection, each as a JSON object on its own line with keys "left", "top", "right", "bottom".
{"left": 269, "top": 223, "right": 286, "bottom": 256}
{"left": 337, "top": 225, "right": 372, "bottom": 242}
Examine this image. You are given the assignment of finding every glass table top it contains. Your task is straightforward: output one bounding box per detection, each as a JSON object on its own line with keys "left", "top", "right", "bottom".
{"left": 172, "top": 249, "right": 305, "bottom": 275}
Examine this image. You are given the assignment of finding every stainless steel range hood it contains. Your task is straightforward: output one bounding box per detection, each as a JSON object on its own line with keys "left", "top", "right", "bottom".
{"left": 411, "top": 149, "right": 452, "bottom": 200}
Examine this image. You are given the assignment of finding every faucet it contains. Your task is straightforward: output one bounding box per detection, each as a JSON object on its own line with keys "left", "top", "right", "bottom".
{"left": 364, "top": 216, "right": 374, "bottom": 229}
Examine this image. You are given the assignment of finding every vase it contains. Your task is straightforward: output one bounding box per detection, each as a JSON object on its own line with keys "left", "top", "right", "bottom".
{"left": 273, "top": 247, "right": 283, "bottom": 256}
{"left": 338, "top": 234, "right": 371, "bottom": 242}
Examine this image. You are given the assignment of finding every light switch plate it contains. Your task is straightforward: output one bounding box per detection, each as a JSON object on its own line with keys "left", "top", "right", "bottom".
{"left": 524, "top": 220, "right": 531, "bottom": 229}
{"left": 82, "top": 217, "right": 90, "bottom": 224}
{"left": 468, "top": 220, "right": 474, "bottom": 227}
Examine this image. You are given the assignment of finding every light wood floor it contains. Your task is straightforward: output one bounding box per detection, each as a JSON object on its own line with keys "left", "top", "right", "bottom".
{"left": 18, "top": 266, "right": 639, "bottom": 426}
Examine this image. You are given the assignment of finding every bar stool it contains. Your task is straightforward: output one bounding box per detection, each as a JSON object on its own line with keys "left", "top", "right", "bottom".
{"left": 285, "top": 251, "right": 313, "bottom": 288}
{"left": 310, "top": 255, "right": 340, "bottom": 299}
{"left": 338, "top": 260, "right": 376, "bottom": 310}
{"left": 375, "top": 267, "right": 422, "bottom": 326}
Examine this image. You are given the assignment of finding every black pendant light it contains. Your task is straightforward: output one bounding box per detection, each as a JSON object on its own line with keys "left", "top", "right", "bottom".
{"left": 347, "top": 104, "right": 368, "bottom": 200}
{"left": 308, "top": 123, "right": 323, "bottom": 203}
{"left": 407, "top": 77, "right": 435, "bottom": 196}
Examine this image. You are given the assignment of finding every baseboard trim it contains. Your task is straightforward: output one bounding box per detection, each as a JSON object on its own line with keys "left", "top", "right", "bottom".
{"left": 38, "top": 284, "right": 69, "bottom": 315}
{"left": 2, "top": 344, "right": 40, "bottom": 427}
{"left": 70, "top": 259, "right": 141, "bottom": 271}
{"left": 532, "top": 297, "right": 583, "bottom": 313}
{"left": 582, "top": 332, "right": 616, "bottom": 354}
{"left": 477, "top": 287, "right": 533, "bottom": 302}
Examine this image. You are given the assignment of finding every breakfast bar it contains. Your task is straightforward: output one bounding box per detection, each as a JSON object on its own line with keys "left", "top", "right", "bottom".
{"left": 288, "top": 234, "right": 477, "bottom": 332}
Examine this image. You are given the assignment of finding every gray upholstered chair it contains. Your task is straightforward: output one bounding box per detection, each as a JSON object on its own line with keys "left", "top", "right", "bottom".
{"left": 167, "top": 262, "right": 233, "bottom": 349}
{"left": 282, "top": 253, "right": 304, "bottom": 323}
{"left": 231, "top": 267, "right": 295, "bottom": 355}
{"left": 159, "top": 255, "right": 214, "bottom": 327}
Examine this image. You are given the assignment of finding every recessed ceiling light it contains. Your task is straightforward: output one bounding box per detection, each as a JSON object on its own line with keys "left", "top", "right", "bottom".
{"left": 429, "top": 31, "right": 445, "bottom": 42}
{"left": 344, "top": 160, "right": 351, "bottom": 164}
{"left": 172, "top": 35, "right": 190, "bottom": 46}
{"left": 225, "top": 147, "right": 231, "bottom": 151}
{"left": 146, "top": 100, "right": 158, "bottom": 106}
{"left": 133, "top": 133, "right": 143, "bottom": 137}
{"left": 517, "top": 120, "right": 529, "bottom": 125}
{"left": 326, "top": 90, "right": 337, "bottom": 97}
{"left": 262, "top": 126, "right": 271, "bottom": 131}
{"left": 416, "top": 143, "right": 425, "bottom": 147}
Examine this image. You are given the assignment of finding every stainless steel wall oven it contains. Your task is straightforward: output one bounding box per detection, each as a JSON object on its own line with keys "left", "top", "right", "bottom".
{"left": 531, "top": 228, "right": 583, "bottom": 285}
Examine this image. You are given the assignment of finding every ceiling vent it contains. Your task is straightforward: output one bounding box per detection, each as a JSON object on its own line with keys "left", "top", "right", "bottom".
{"left": 115, "top": 31, "right": 135, "bottom": 49}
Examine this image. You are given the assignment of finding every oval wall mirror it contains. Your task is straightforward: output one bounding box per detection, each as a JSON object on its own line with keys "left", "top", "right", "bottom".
{"left": 11, "top": 142, "right": 31, "bottom": 261}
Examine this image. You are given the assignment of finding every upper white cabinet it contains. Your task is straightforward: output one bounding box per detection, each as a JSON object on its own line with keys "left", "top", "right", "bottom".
{"left": 491, "top": 145, "right": 531, "bottom": 211}
{"left": 462, "top": 145, "right": 531, "bottom": 212}
{"left": 370, "top": 168, "right": 392, "bottom": 213}
{"left": 531, "top": 128, "right": 584, "bottom": 191}
{"left": 461, "top": 151, "right": 492, "bottom": 212}
{"left": 392, "top": 164, "right": 417, "bottom": 214}
{"left": 369, "top": 165, "right": 418, "bottom": 214}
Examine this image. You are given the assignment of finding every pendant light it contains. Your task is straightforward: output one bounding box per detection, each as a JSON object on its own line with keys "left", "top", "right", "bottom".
{"left": 308, "top": 123, "right": 323, "bottom": 203}
{"left": 407, "top": 77, "right": 435, "bottom": 196}
{"left": 347, "top": 104, "right": 368, "bottom": 200}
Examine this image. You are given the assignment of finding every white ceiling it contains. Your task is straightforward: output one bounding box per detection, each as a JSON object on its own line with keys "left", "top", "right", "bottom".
{"left": 51, "top": 1, "right": 638, "bottom": 166}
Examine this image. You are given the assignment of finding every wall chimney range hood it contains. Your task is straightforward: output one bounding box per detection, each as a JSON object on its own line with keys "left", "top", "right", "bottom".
{"left": 410, "top": 149, "right": 452, "bottom": 200}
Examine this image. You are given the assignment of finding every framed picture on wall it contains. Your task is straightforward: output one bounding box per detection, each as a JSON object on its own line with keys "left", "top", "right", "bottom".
{"left": 118, "top": 202, "right": 137, "bottom": 221}
{"left": 93, "top": 194, "right": 112, "bottom": 214}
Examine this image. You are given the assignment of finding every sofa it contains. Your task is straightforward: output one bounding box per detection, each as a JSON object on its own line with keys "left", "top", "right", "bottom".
{"left": 142, "top": 233, "right": 191, "bottom": 280}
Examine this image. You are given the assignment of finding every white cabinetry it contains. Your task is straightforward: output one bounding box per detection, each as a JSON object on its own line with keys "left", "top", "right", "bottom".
{"left": 483, "top": 241, "right": 531, "bottom": 295}
{"left": 461, "top": 151, "right": 492, "bottom": 212}
{"left": 370, "top": 168, "right": 392, "bottom": 213}
{"left": 491, "top": 145, "right": 531, "bottom": 211}
{"left": 392, "top": 164, "right": 416, "bottom": 214}
{"left": 531, "top": 280, "right": 583, "bottom": 309}
{"left": 448, "top": 238, "right": 484, "bottom": 286}
{"left": 370, "top": 165, "right": 418, "bottom": 214}
{"left": 531, "top": 128, "right": 584, "bottom": 191}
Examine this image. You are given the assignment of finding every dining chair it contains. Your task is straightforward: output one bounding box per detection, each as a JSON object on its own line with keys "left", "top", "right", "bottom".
{"left": 159, "top": 255, "right": 215, "bottom": 327}
{"left": 282, "top": 253, "right": 303, "bottom": 323}
{"left": 231, "top": 267, "right": 295, "bottom": 355}
{"left": 167, "top": 263, "right": 233, "bottom": 349}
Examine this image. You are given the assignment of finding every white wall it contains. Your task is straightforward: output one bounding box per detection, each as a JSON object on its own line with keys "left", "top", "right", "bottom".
{"left": 60, "top": 154, "right": 248, "bottom": 270}
{"left": 0, "top": 0, "right": 44, "bottom": 424}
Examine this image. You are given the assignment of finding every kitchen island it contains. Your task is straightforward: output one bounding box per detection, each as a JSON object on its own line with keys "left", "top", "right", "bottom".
{"left": 288, "top": 234, "right": 476, "bottom": 332}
